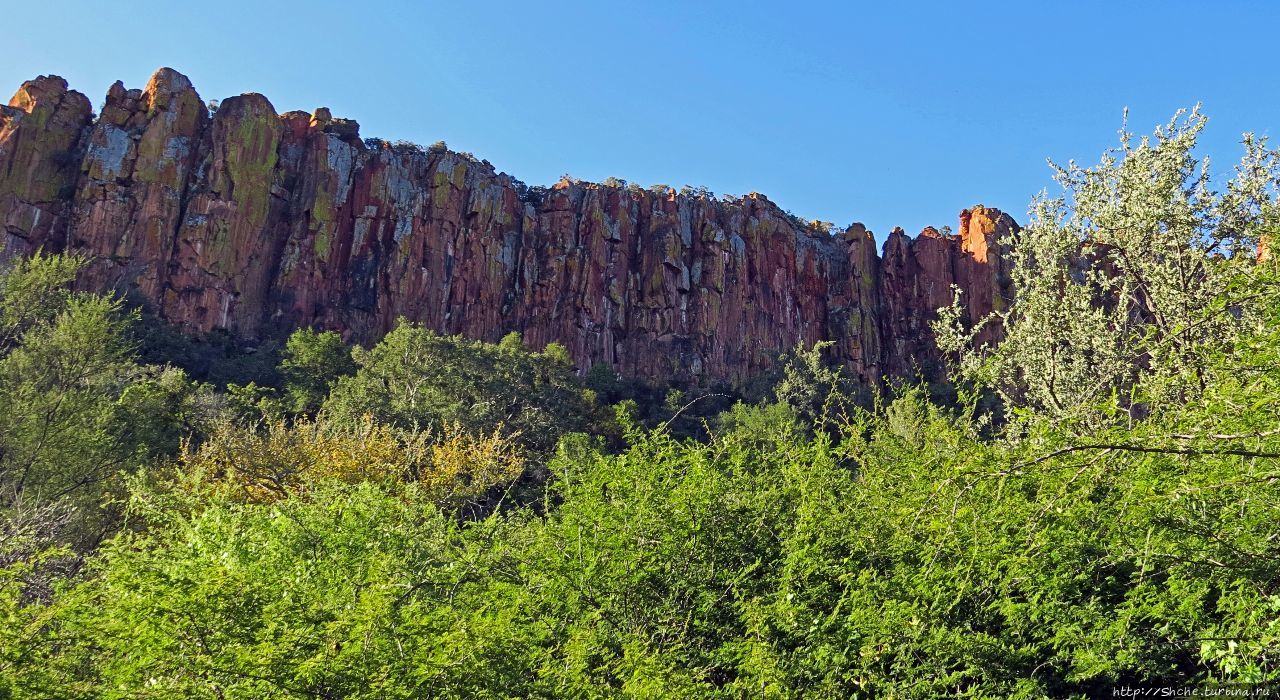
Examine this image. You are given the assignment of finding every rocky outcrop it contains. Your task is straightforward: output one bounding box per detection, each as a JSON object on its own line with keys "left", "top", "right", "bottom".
{"left": 0, "top": 68, "right": 1019, "bottom": 385}
{"left": 0, "top": 76, "right": 92, "bottom": 259}
{"left": 874, "top": 205, "right": 1018, "bottom": 380}
{"left": 69, "top": 69, "right": 208, "bottom": 300}
{"left": 957, "top": 205, "right": 1016, "bottom": 348}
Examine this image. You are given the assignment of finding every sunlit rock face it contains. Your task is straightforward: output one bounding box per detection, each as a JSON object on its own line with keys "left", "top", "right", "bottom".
{"left": 0, "top": 68, "right": 1018, "bottom": 385}
{"left": 70, "top": 68, "right": 208, "bottom": 303}
{"left": 0, "top": 75, "right": 93, "bottom": 259}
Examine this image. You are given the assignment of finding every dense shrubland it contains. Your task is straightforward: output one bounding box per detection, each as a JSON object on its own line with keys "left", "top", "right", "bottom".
{"left": 1, "top": 112, "right": 1279, "bottom": 698}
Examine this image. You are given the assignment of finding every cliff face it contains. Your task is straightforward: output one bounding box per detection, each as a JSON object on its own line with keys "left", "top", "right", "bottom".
{"left": 0, "top": 68, "right": 1019, "bottom": 385}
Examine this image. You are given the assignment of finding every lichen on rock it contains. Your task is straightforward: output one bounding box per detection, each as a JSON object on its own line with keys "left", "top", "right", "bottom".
{"left": 0, "top": 68, "right": 1019, "bottom": 387}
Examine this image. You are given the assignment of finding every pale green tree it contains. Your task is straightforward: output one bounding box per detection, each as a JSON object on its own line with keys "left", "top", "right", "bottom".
{"left": 938, "top": 108, "right": 1280, "bottom": 428}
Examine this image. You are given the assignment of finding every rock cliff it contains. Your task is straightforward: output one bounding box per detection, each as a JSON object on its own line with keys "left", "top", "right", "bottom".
{"left": 0, "top": 68, "right": 1018, "bottom": 385}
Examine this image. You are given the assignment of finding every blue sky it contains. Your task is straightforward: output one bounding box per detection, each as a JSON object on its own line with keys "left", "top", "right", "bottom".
{"left": 5, "top": 1, "right": 1277, "bottom": 239}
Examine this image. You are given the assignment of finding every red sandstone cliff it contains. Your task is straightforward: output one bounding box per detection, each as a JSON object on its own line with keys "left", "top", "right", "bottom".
{"left": 0, "top": 68, "right": 1018, "bottom": 385}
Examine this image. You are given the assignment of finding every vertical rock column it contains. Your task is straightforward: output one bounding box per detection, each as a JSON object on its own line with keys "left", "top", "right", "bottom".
{"left": 165, "top": 92, "right": 285, "bottom": 332}
{"left": 955, "top": 204, "right": 1016, "bottom": 348}
{"left": 0, "top": 76, "right": 92, "bottom": 257}
{"left": 837, "top": 223, "right": 883, "bottom": 383}
{"left": 272, "top": 108, "right": 368, "bottom": 333}
{"left": 69, "top": 68, "right": 209, "bottom": 299}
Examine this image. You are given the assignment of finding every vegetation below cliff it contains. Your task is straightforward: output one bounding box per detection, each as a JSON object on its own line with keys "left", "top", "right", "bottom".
{"left": 1, "top": 112, "right": 1279, "bottom": 698}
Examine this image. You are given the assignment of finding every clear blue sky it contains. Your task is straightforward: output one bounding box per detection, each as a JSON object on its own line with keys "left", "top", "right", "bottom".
{"left": 5, "top": 1, "right": 1277, "bottom": 238}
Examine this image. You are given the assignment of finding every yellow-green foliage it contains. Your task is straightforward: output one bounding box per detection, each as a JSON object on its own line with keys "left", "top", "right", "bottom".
{"left": 180, "top": 418, "right": 412, "bottom": 502}
{"left": 182, "top": 418, "right": 526, "bottom": 507}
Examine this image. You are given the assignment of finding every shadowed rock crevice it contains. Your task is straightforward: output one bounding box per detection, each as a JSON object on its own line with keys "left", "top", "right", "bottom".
{"left": 0, "top": 67, "right": 1020, "bottom": 385}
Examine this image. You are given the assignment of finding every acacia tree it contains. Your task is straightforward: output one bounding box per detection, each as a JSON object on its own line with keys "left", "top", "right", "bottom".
{"left": 0, "top": 253, "right": 201, "bottom": 550}
{"left": 322, "top": 324, "right": 593, "bottom": 457}
{"left": 278, "top": 328, "right": 355, "bottom": 416}
{"left": 937, "top": 108, "right": 1280, "bottom": 427}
